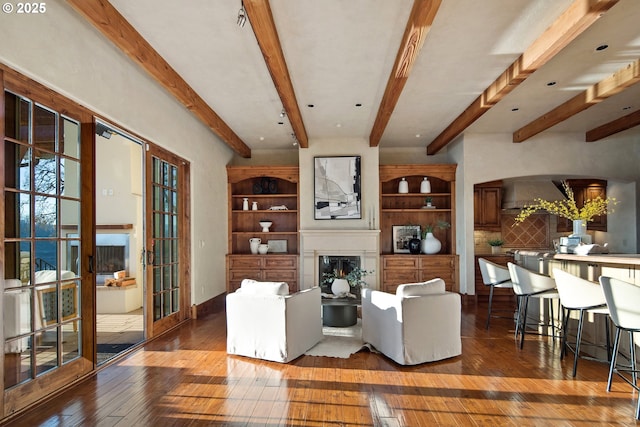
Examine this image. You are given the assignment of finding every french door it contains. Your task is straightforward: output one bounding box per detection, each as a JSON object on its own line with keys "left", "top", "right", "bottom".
{"left": 144, "top": 144, "right": 190, "bottom": 337}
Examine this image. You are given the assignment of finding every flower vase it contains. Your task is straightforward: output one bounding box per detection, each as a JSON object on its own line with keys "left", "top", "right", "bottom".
{"left": 570, "top": 220, "right": 587, "bottom": 237}
{"left": 331, "top": 279, "right": 350, "bottom": 297}
{"left": 421, "top": 232, "right": 441, "bottom": 254}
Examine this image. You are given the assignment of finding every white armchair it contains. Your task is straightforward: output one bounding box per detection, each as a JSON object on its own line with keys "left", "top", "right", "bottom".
{"left": 362, "top": 278, "right": 461, "bottom": 365}
{"left": 226, "top": 280, "right": 323, "bottom": 363}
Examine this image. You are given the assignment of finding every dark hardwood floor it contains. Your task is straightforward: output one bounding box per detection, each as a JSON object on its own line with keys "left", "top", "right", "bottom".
{"left": 7, "top": 300, "right": 640, "bottom": 426}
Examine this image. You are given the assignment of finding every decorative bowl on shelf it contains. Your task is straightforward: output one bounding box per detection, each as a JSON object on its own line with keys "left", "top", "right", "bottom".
{"left": 259, "top": 220, "right": 272, "bottom": 232}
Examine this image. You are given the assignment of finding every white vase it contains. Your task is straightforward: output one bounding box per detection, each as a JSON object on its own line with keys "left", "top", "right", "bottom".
{"left": 249, "top": 238, "right": 261, "bottom": 254}
{"left": 420, "top": 177, "right": 431, "bottom": 193}
{"left": 421, "top": 232, "right": 441, "bottom": 254}
{"left": 491, "top": 245, "right": 502, "bottom": 254}
{"left": 331, "top": 279, "right": 350, "bottom": 297}
{"left": 242, "top": 198, "right": 249, "bottom": 211}
{"left": 398, "top": 177, "right": 409, "bottom": 194}
{"left": 570, "top": 219, "right": 587, "bottom": 237}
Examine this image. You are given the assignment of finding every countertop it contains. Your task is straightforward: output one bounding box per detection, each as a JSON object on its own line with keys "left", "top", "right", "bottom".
{"left": 553, "top": 253, "right": 640, "bottom": 266}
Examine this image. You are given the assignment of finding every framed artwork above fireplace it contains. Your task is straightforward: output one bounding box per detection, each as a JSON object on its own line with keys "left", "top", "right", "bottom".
{"left": 313, "top": 155, "right": 361, "bottom": 220}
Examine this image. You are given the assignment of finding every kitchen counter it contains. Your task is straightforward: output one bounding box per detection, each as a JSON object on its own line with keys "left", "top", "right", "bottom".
{"left": 553, "top": 253, "right": 640, "bottom": 266}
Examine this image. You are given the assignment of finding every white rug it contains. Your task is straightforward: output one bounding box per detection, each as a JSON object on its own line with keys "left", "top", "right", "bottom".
{"left": 305, "top": 320, "right": 374, "bottom": 358}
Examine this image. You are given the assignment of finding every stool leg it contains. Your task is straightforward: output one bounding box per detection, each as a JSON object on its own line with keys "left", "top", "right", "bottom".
{"left": 486, "top": 285, "right": 495, "bottom": 330}
{"left": 561, "top": 307, "right": 571, "bottom": 360}
{"left": 607, "top": 327, "right": 621, "bottom": 392}
{"left": 514, "top": 296, "right": 522, "bottom": 339}
{"left": 520, "top": 296, "right": 530, "bottom": 349}
{"left": 572, "top": 309, "right": 585, "bottom": 377}
{"left": 630, "top": 331, "right": 637, "bottom": 385}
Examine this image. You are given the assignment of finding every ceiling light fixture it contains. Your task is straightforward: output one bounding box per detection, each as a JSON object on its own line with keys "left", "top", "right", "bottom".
{"left": 546, "top": 81, "right": 557, "bottom": 86}
{"left": 511, "top": 107, "right": 519, "bottom": 112}
{"left": 595, "top": 44, "right": 609, "bottom": 51}
{"left": 237, "top": 1, "right": 247, "bottom": 28}
{"left": 279, "top": 109, "right": 286, "bottom": 118}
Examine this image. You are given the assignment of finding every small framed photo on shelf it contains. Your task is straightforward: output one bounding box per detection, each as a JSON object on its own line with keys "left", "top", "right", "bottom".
{"left": 267, "top": 239, "right": 287, "bottom": 253}
{"left": 392, "top": 225, "right": 421, "bottom": 254}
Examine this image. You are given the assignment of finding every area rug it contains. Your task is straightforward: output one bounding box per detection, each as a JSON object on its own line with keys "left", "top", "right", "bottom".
{"left": 305, "top": 320, "right": 374, "bottom": 358}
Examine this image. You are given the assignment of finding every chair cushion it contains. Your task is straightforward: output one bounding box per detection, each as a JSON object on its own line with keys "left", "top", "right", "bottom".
{"left": 396, "top": 278, "right": 445, "bottom": 297}
{"left": 238, "top": 278, "right": 289, "bottom": 295}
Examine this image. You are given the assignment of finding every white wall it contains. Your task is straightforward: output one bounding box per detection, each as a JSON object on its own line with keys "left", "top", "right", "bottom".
{"left": 299, "top": 138, "right": 380, "bottom": 231}
{"left": 0, "top": 2, "right": 233, "bottom": 304}
{"left": 453, "top": 132, "right": 640, "bottom": 294}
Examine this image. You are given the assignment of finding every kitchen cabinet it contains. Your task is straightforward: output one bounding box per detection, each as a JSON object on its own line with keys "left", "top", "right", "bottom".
{"left": 379, "top": 164, "right": 458, "bottom": 293}
{"left": 474, "top": 181, "right": 502, "bottom": 231}
{"left": 226, "top": 166, "right": 299, "bottom": 293}
{"left": 557, "top": 179, "right": 607, "bottom": 232}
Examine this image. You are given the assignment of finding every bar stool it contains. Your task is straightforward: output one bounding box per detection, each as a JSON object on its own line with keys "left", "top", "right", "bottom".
{"left": 507, "top": 262, "right": 561, "bottom": 349}
{"left": 599, "top": 276, "right": 640, "bottom": 420}
{"left": 552, "top": 268, "right": 610, "bottom": 377}
{"left": 478, "top": 258, "right": 514, "bottom": 329}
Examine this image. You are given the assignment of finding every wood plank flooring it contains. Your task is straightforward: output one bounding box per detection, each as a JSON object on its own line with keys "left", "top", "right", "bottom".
{"left": 7, "top": 301, "right": 640, "bottom": 426}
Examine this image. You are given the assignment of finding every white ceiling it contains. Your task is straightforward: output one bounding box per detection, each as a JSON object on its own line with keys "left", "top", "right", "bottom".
{"left": 105, "top": 0, "right": 640, "bottom": 152}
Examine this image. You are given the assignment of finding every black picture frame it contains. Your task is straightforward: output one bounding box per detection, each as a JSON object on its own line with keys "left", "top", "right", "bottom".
{"left": 314, "top": 156, "right": 361, "bottom": 220}
{"left": 392, "top": 225, "right": 421, "bottom": 254}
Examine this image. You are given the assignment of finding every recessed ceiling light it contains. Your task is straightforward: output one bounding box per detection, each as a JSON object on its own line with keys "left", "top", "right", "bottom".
{"left": 259, "top": 136, "right": 265, "bottom": 141}
{"left": 355, "top": 103, "right": 362, "bottom": 107}
{"left": 336, "top": 123, "right": 342, "bottom": 128}
{"left": 307, "top": 104, "right": 314, "bottom": 108}
{"left": 415, "top": 134, "right": 421, "bottom": 138}
{"left": 278, "top": 121, "right": 284, "bottom": 125}
{"left": 622, "top": 106, "right": 632, "bottom": 110}
{"left": 511, "top": 107, "right": 519, "bottom": 112}
{"left": 546, "top": 81, "right": 557, "bottom": 86}
{"left": 595, "top": 44, "right": 609, "bottom": 51}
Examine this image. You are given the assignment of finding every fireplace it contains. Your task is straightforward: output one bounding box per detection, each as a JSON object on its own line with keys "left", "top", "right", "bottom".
{"left": 68, "top": 233, "right": 130, "bottom": 285}
{"left": 300, "top": 229, "right": 379, "bottom": 290}
{"left": 318, "top": 255, "right": 360, "bottom": 292}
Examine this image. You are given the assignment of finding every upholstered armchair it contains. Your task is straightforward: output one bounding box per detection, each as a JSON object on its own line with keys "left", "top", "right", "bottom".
{"left": 226, "top": 279, "right": 323, "bottom": 363}
{"left": 362, "top": 278, "right": 461, "bottom": 365}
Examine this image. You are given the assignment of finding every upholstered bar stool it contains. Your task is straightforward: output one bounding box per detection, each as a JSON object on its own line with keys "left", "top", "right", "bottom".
{"left": 552, "top": 269, "right": 610, "bottom": 377}
{"left": 599, "top": 276, "right": 640, "bottom": 420}
{"left": 507, "top": 262, "right": 561, "bottom": 349}
{"left": 478, "top": 258, "right": 514, "bottom": 329}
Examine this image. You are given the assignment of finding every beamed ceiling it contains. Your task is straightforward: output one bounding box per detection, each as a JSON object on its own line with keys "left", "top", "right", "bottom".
{"left": 66, "top": 0, "right": 640, "bottom": 158}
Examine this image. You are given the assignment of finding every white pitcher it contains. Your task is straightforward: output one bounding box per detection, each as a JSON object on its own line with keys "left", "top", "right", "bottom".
{"left": 249, "top": 238, "right": 261, "bottom": 254}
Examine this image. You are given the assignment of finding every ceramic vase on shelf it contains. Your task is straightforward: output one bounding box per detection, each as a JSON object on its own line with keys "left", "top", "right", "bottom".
{"left": 420, "top": 177, "right": 431, "bottom": 193}
{"left": 249, "top": 238, "right": 261, "bottom": 254}
{"left": 398, "top": 177, "right": 409, "bottom": 194}
{"left": 251, "top": 201, "right": 258, "bottom": 211}
{"left": 331, "top": 279, "right": 350, "bottom": 297}
{"left": 408, "top": 238, "right": 422, "bottom": 254}
{"left": 242, "top": 198, "right": 249, "bottom": 211}
{"left": 421, "top": 233, "right": 441, "bottom": 254}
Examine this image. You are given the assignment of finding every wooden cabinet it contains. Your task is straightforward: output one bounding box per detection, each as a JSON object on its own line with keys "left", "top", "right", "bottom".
{"left": 226, "top": 166, "right": 299, "bottom": 293}
{"left": 474, "top": 181, "right": 502, "bottom": 231}
{"left": 379, "top": 164, "right": 458, "bottom": 293}
{"left": 226, "top": 255, "right": 299, "bottom": 292}
{"left": 557, "top": 179, "right": 607, "bottom": 232}
{"left": 382, "top": 255, "right": 458, "bottom": 294}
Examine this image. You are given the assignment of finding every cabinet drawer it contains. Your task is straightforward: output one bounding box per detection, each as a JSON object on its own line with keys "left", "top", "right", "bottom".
{"left": 228, "top": 256, "right": 262, "bottom": 269}
{"left": 383, "top": 256, "right": 419, "bottom": 269}
{"left": 264, "top": 269, "right": 297, "bottom": 282}
{"left": 228, "top": 269, "right": 262, "bottom": 282}
{"left": 383, "top": 269, "right": 419, "bottom": 285}
{"left": 264, "top": 256, "right": 297, "bottom": 269}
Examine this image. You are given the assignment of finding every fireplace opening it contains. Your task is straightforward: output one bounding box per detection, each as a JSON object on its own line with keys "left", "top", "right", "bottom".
{"left": 318, "top": 255, "right": 360, "bottom": 293}
{"left": 68, "top": 233, "right": 130, "bottom": 285}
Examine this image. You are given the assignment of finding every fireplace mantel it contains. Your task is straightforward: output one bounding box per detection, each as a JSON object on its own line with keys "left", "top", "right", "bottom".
{"left": 300, "top": 229, "right": 380, "bottom": 290}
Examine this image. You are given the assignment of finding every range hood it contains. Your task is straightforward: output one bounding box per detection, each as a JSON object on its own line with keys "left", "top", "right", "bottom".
{"left": 502, "top": 180, "right": 566, "bottom": 209}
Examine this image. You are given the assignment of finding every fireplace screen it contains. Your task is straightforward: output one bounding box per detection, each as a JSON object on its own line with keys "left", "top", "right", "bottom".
{"left": 318, "top": 255, "right": 360, "bottom": 291}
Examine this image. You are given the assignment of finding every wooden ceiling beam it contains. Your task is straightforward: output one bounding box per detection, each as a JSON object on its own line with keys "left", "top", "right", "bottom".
{"left": 369, "top": 0, "right": 441, "bottom": 147}
{"left": 244, "top": 0, "right": 308, "bottom": 148}
{"left": 66, "top": 0, "right": 252, "bottom": 158}
{"left": 513, "top": 59, "right": 640, "bottom": 142}
{"left": 586, "top": 108, "right": 640, "bottom": 141}
{"left": 426, "top": 0, "right": 619, "bottom": 155}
